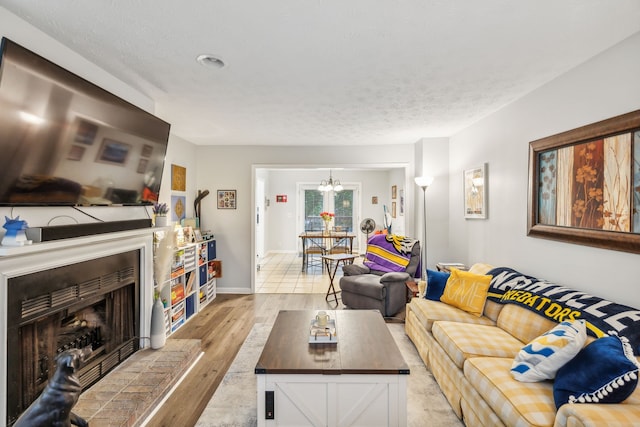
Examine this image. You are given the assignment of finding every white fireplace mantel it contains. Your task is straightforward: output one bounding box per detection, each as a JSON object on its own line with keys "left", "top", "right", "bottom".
{"left": 0, "top": 228, "right": 158, "bottom": 425}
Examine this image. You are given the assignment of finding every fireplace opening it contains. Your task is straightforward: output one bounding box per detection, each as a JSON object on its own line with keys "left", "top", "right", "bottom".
{"left": 6, "top": 251, "right": 140, "bottom": 426}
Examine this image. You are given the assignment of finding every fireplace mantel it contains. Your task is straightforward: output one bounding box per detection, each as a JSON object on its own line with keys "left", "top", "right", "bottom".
{"left": 0, "top": 228, "right": 158, "bottom": 425}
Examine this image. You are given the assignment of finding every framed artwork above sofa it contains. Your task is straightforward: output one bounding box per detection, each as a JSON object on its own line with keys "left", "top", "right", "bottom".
{"left": 528, "top": 108, "right": 640, "bottom": 254}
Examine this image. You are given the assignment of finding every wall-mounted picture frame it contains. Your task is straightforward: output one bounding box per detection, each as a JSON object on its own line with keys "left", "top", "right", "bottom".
{"left": 372, "top": 196, "right": 378, "bottom": 205}
{"left": 217, "top": 190, "right": 237, "bottom": 209}
{"left": 96, "top": 138, "right": 131, "bottom": 165}
{"left": 171, "top": 195, "right": 186, "bottom": 221}
{"left": 67, "top": 145, "right": 85, "bottom": 161}
{"left": 276, "top": 195, "right": 287, "bottom": 203}
{"left": 391, "top": 185, "right": 397, "bottom": 199}
{"left": 464, "top": 163, "right": 487, "bottom": 219}
{"left": 74, "top": 119, "right": 98, "bottom": 145}
{"left": 171, "top": 164, "right": 186, "bottom": 191}
{"left": 136, "top": 158, "right": 148, "bottom": 174}
{"left": 399, "top": 189, "right": 404, "bottom": 216}
{"left": 141, "top": 144, "right": 153, "bottom": 157}
{"left": 528, "top": 108, "right": 640, "bottom": 254}
{"left": 392, "top": 201, "right": 397, "bottom": 218}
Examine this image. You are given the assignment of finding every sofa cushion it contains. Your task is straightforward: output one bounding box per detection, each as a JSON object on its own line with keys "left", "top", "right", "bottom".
{"left": 408, "top": 299, "right": 494, "bottom": 333}
{"left": 425, "top": 269, "right": 449, "bottom": 300}
{"left": 465, "top": 357, "right": 557, "bottom": 427}
{"left": 511, "top": 319, "right": 587, "bottom": 382}
{"left": 497, "top": 304, "right": 558, "bottom": 345}
{"left": 432, "top": 321, "right": 524, "bottom": 369}
{"left": 440, "top": 269, "right": 492, "bottom": 317}
{"left": 554, "top": 334, "right": 640, "bottom": 409}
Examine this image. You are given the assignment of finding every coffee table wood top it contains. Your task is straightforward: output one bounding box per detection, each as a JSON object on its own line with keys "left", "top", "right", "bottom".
{"left": 255, "top": 310, "right": 409, "bottom": 375}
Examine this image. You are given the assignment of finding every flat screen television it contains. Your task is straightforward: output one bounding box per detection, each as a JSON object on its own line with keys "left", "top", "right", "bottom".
{"left": 0, "top": 37, "right": 170, "bottom": 206}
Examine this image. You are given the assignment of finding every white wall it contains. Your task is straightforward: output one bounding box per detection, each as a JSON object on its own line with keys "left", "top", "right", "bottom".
{"left": 447, "top": 32, "right": 640, "bottom": 309}
{"left": 196, "top": 145, "right": 417, "bottom": 293}
{"left": 415, "top": 137, "right": 450, "bottom": 271}
{"left": 263, "top": 168, "right": 406, "bottom": 254}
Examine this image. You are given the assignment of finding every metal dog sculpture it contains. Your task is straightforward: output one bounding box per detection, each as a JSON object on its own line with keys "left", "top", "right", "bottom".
{"left": 14, "top": 347, "right": 92, "bottom": 427}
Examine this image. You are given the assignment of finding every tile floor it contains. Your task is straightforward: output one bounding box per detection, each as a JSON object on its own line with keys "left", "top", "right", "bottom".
{"left": 255, "top": 252, "right": 363, "bottom": 294}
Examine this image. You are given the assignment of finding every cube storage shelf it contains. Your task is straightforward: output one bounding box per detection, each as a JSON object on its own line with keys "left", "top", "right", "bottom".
{"left": 155, "top": 235, "right": 219, "bottom": 337}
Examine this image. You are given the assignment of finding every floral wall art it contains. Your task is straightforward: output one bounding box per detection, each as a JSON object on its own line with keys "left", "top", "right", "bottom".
{"left": 529, "top": 109, "right": 640, "bottom": 253}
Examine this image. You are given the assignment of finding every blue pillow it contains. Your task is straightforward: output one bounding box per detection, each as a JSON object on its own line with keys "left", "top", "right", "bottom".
{"left": 425, "top": 269, "right": 450, "bottom": 300}
{"left": 553, "top": 334, "right": 640, "bottom": 409}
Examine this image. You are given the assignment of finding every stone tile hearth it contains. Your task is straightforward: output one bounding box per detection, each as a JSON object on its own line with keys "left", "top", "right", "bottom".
{"left": 74, "top": 339, "right": 201, "bottom": 427}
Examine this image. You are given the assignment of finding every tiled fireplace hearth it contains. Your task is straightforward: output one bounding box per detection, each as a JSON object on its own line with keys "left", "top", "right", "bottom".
{"left": 0, "top": 229, "right": 155, "bottom": 426}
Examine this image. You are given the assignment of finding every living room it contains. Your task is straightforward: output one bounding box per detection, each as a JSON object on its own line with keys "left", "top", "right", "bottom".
{"left": 1, "top": 2, "right": 640, "bottom": 426}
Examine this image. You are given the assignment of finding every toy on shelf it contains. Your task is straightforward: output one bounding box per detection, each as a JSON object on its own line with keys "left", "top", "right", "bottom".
{"left": 2, "top": 216, "right": 33, "bottom": 246}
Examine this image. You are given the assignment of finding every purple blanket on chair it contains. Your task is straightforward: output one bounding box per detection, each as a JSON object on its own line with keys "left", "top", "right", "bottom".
{"left": 364, "top": 234, "right": 420, "bottom": 277}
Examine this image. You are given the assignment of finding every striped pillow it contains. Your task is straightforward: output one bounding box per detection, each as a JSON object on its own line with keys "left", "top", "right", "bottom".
{"left": 511, "top": 319, "right": 587, "bottom": 382}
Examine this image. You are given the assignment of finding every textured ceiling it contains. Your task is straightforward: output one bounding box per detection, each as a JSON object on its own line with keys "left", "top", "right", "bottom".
{"left": 2, "top": 1, "right": 640, "bottom": 146}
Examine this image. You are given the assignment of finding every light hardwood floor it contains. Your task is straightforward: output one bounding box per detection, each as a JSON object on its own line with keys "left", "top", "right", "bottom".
{"left": 144, "top": 293, "right": 349, "bottom": 427}
{"left": 145, "top": 250, "right": 375, "bottom": 426}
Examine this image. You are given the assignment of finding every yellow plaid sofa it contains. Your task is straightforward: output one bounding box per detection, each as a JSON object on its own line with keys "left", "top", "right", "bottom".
{"left": 405, "top": 264, "right": 640, "bottom": 427}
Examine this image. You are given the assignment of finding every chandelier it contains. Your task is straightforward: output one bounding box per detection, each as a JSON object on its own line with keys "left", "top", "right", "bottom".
{"left": 318, "top": 170, "right": 343, "bottom": 192}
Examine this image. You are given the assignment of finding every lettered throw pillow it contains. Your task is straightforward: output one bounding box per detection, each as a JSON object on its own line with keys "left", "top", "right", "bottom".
{"left": 511, "top": 319, "right": 587, "bottom": 382}
{"left": 440, "top": 269, "right": 492, "bottom": 317}
{"left": 553, "top": 333, "right": 640, "bottom": 409}
{"left": 425, "top": 269, "right": 450, "bottom": 301}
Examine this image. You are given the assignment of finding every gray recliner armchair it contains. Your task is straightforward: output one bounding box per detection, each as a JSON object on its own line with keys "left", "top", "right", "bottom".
{"left": 340, "top": 237, "right": 420, "bottom": 317}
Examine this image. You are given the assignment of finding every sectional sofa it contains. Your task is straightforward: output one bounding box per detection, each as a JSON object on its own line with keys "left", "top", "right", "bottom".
{"left": 404, "top": 263, "right": 640, "bottom": 426}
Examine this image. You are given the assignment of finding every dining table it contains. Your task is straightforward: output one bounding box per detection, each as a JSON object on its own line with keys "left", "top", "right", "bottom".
{"left": 299, "top": 231, "right": 356, "bottom": 272}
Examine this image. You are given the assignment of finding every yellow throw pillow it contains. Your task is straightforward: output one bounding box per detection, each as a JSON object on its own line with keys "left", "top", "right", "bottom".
{"left": 440, "top": 269, "right": 492, "bottom": 317}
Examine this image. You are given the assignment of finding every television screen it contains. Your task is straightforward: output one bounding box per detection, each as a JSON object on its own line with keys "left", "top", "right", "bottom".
{"left": 0, "top": 37, "right": 170, "bottom": 206}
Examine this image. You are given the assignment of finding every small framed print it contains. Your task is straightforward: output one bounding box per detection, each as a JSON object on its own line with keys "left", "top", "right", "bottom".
{"left": 392, "top": 201, "right": 397, "bottom": 218}
{"left": 67, "top": 145, "right": 85, "bottom": 161}
{"left": 136, "top": 158, "right": 148, "bottom": 174}
{"left": 372, "top": 196, "right": 378, "bottom": 205}
{"left": 464, "top": 163, "right": 487, "bottom": 219}
{"left": 217, "top": 190, "right": 237, "bottom": 209}
{"left": 391, "top": 185, "right": 397, "bottom": 199}
{"left": 96, "top": 138, "right": 131, "bottom": 165}
{"left": 141, "top": 144, "right": 153, "bottom": 157}
{"left": 171, "top": 164, "right": 186, "bottom": 191}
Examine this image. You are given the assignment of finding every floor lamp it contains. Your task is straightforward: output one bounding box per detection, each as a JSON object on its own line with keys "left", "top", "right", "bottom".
{"left": 415, "top": 176, "right": 434, "bottom": 296}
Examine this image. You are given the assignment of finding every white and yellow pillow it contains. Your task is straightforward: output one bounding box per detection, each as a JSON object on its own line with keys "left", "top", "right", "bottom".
{"left": 511, "top": 319, "right": 587, "bottom": 382}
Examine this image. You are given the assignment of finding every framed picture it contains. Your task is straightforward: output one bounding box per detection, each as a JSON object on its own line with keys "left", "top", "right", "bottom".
{"left": 171, "top": 195, "right": 186, "bottom": 221}
{"left": 464, "top": 163, "right": 487, "bottom": 219}
{"left": 67, "top": 145, "right": 85, "bottom": 161}
{"left": 171, "top": 164, "right": 186, "bottom": 191}
{"left": 391, "top": 185, "right": 397, "bottom": 199}
{"left": 136, "top": 158, "right": 148, "bottom": 174}
{"left": 217, "top": 190, "right": 236, "bottom": 209}
{"left": 372, "top": 196, "right": 378, "bottom": 205}
{"left": 141, "top": 144, "right": 153, "bottom": 157}
{"left": 392, "top": 201, "right": 397, "bottom": 218}
{"left": 276, "top": 195, "right": 287, "bottom": 203}
{"left": 74, "top": 119, "right": 98, "bottom": 145}
{"left": 194, "top": 229, "right": 203, "bottom": 242}
{"left": 399, "top": 189, "right": 404, "bottom": 216}
{"left": 528, "top": 108, "right": 640, "bottom": 254}
{"left": 96, "top": 138, "right": 131, "bottom": 165}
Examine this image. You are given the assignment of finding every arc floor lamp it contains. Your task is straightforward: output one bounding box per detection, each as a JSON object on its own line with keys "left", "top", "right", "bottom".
{"left": 415, "top": 176, "right": 434, "bottom": 290}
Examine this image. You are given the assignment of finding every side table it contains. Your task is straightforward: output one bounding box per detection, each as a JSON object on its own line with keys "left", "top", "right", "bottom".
{"left": 321, "top": 253, "right": 357, "bottom": 306}
{"left": 436, "top": 262, "right": 468, "bottom": 273}
{"left": 405, "top": 280, "right": 419, "bottom": 302}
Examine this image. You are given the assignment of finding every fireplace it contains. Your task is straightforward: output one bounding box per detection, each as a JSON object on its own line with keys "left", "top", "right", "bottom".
{"left": 0, "top": 229, "right": 155, "bottom": 426}
{"left": 5, "top": 251, "right": 140, "bottom": 425}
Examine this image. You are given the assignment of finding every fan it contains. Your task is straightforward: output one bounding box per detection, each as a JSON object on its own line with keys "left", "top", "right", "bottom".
{"left": 360, "top": 218, "right": 376, "bottom": 242}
